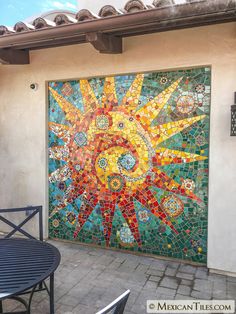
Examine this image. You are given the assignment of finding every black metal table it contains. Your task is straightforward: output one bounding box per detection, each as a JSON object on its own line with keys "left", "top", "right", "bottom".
{"left": 0, "top": 238, "right": 61, "bottom": 314}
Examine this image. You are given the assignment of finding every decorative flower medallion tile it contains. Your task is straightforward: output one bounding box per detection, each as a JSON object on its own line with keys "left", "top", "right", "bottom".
{"left": 48, "top": 67, "right": 210, "bottom": 263}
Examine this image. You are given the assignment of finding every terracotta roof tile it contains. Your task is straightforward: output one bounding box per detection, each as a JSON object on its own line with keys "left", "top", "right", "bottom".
{"left": 14, "top": 22, "right": 34, "bottom": 33}
{"left": 153, "top": 0, "right": 174, "bottom": 7}
{"left": 124, "top": 0, "right": 148, "bottom": 12}
{"left": 0, "top": 0, "right": 209, "bottom": 34}
{"left": 54, "top": 14, "right": 77, "bottom": 25}
{"left": 98, "top": 5, "right": 122, "bottom": 17}
{"left": 0, "top": 25, "right": 14, "bottom": 36}
{"left": 33, "top": 18, "right": 56, "bottom": 29}
{"left": 76, "top": 9, "right": 99, "bottom": 22}
{"left": 0, "top": 0, "right": 234, "bottom": 39}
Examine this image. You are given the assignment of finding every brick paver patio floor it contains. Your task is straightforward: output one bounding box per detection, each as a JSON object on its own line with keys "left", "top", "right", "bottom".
{"left": 4, "top": 240, "right": 236, "bottom": 314}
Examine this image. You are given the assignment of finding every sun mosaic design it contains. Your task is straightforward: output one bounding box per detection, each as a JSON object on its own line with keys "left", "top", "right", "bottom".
{"left": 48, "top": 67, "right": 210, "bottom": 263}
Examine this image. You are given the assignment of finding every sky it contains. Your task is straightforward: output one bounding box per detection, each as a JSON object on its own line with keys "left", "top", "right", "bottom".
{"left": 0, "top": 0, "right": 78, "bottom": 26}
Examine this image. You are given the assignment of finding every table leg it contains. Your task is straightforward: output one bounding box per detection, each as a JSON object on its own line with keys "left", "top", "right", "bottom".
{"left": 49, "top": 273, "right": 54, "bottom": 314}
{"left": 0, "top": 300, "right": 3, "bottom": 313}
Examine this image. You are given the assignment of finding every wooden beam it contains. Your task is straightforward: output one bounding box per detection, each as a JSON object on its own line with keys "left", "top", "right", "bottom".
{"left": 0, "top": 49, "right": 29, "bottom": 64}
{"left": 86, "top": 32, "right": 122, "bottom": 54}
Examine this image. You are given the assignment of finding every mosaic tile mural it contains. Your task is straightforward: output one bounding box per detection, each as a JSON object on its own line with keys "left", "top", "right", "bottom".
{"left": 48, "top": 67, "right": 210, "bottom": 263}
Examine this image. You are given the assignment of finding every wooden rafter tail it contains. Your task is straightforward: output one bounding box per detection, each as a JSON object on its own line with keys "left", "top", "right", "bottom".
{"left": 0, "top": 48, "right": 29, "bottom": 64}
{"left": 86, "top": 32, "right": 122, "bottom": 54}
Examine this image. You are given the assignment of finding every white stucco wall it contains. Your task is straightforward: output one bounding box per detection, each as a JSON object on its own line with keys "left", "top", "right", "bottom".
{"left": 0, "top": 23, "right": 235, "bottom": 273}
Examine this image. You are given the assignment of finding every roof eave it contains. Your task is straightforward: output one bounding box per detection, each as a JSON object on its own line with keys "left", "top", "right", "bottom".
{"left": 0, "top": 0, "right": 235, "bottom": 64}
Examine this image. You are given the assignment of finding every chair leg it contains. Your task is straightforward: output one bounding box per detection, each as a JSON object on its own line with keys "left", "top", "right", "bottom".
{"left": 0, "top": 300, "right": 3, "bottom": 313}
{"left": 38, "top": 281, "right": 43, "bottom": 290}
{"left": 27, "top": 285, "right": 37, "bottom": 314}
{"left": 49, "top": 274, "right": 54, "bottom": 314}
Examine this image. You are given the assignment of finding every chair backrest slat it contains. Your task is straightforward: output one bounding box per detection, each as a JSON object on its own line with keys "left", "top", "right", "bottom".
{"left": 0, "top": 206, "right": 43, "bottom": 241}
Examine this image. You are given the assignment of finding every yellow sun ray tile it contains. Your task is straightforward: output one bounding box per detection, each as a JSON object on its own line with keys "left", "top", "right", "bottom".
{"left": 102, "top": 77, "right": 118, "bottom": 108}
{"left": 49, "top": 87, "right": 81, "bottom": 125}
{"left": 80, "top": 79, "right": 100, "bottom": 112}
{"left": 155, "top": 147, "right": 207, "bottom": 166}
{"left": 136, "top": 77, "right": 182, "bottom": 127}
{"left": 120, "top": 74, "right": 144, "bottom": 114}
{"left": 151, "top": 115, "right": 206, "bottom": 146}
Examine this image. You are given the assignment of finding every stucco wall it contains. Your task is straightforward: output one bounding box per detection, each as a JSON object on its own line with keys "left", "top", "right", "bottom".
{"left": 0, "top": 22, "right": 235, "bottom": 273}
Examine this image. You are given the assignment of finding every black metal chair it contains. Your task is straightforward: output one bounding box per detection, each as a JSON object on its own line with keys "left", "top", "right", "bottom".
{"left": 0, "top": 206, "right": 43, "bottom": 241}
{"left": 0, "top": 206, "right": 49, "bottom": 314}
{"left": 96, "top": 290, "right": 130, "bottom": 314}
